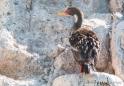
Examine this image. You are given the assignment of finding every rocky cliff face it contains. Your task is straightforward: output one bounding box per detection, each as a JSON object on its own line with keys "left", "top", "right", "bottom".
{"left": 0, "top": 0, "right": 124, "bottom": 86}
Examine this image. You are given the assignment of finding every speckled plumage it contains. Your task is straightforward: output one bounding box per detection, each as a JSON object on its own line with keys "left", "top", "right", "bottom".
{"left": 57, "top": 7, "right": 101, "bottom": 74}
{"left": 67, "top": 7, "right": 101, "bottom": 74}
{"left": 69, "top": 28, "right": 101, "bottom": 73}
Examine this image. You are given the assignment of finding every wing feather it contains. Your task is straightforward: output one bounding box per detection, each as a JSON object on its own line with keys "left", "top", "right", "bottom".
{"left": 69, "top": 28, "right": 101, "bottom": 66}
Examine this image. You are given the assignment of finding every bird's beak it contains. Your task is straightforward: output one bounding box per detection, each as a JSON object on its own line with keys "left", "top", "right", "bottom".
{"left": 57, "top": 11, "right": 68, "bottom": 16}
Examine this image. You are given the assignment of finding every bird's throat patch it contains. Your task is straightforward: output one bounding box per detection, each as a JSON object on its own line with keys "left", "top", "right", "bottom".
{"left": 74, "top": 14, "right": 78, "bottom": 23}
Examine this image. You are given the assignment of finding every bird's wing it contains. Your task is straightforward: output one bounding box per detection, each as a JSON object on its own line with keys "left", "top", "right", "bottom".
{"left": 69, "top": 28, "right": 101, "bottom": 65}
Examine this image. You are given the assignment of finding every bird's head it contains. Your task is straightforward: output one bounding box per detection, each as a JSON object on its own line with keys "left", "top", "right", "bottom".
{"left": 57, "top": 7, "right": 81, "bottom": 16}
{"left": 57, "top": 7, "right": 83, "bottom": 23}
{"left": 57, "top": 7, "right": 84, "bottom": 29}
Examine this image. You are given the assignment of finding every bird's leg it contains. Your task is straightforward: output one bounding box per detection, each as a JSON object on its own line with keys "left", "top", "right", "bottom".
{"left": 80, "top": 66, "right": 83, "bottom": 73}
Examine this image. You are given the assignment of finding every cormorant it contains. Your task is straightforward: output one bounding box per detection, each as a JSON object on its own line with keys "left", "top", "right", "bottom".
{"left": 57, "top": 7, "right": 101, "bottom": 74}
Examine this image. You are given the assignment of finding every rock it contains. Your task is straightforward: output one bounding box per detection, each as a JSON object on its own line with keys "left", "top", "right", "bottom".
{"left": 0, "top": 0, "right": 54, "bottom": 80}
{"left": 54, "top": 48, "right": 79, "bottom": 74}
{"left": 71, "top": 0, "right": 110, "bottom": 18}
{"left": 0, "top": 29, "right": 45, "bottom": 79}
{"left": 0, "top": 0, "right": 124, "bottom": 85}
{"left": 111, "top": 20, "right": 124, "bottom": 81}
{"left": 52, "top": 72, "right": 124, "bottom": 86}
{"left": 0, "top": 74, "right": 45, "bottom": 86}
{"left": 109, "top": 0, "right": 124, "bottom": 13}
{"left": 51, "top": 45, "right": 65, "bottom": 59}
{"left": 121, "top": 34, "right": 124, "bottom": 49}
{"left": 109, "top": 0, "right": 117, "bottom": 13}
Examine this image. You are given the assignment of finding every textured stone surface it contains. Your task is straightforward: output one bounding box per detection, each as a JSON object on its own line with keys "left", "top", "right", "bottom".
{"left": 111, "top": 20, "right": 124, "bottom": 81}
{"left": 109, "top": 0, "right": 124, "bottom": 13}
{"left": 53, "top": 46, "right": 79, "bottom": 74}
{"left": 0, "top": 0, "right": 124, "bottom": 86}
{"left": 52, "top": 72, "right": 124, "bottom": 86}
{"left": 0, "top": 29, "right": 52, "bottom": 80}
{"left": 0, "top": 74, "right": 47, "bottom": 86}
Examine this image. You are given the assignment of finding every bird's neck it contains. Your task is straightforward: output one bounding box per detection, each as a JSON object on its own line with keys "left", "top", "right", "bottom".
{"left": 72, "top": 12, "right": 83, "bottom": 31}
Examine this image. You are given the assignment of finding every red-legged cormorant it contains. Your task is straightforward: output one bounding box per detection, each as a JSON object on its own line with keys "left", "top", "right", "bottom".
{"left": 57, "top": 7, "right": 101, "bottom": 74}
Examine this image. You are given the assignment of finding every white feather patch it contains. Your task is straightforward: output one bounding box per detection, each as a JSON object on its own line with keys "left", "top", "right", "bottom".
{"left": 74, "top": 14, "right": 78, "bottom": 23}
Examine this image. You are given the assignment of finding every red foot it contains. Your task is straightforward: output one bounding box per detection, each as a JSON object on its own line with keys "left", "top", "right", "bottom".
{"left": 80, "top": 66, "right": 83, "bottom": 73}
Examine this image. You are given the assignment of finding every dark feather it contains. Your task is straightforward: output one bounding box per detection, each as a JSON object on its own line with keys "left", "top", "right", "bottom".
{"left": 69, "top": 28, "right": 101, "bottom": 73}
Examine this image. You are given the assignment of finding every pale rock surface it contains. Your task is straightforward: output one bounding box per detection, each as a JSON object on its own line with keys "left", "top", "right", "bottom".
{"left": 52, "top": 72, "right": 124, "bottom": 86}
{"left": 0, "top": 0, "right": 124, "bottom": 86}
{"left": 0, "top": 29, "right": 50, "bottom": 80}
{"left": 111, "top": 20, "right": 124, "bottom": 81}
{"left": 0, "top": 74, "right": 48, "bottom": 86}
{"left": 109, "top": 0, "right": 124, "bottom": 13}
{"left": 53, "top": 46, "right": 79, "bottom": 75}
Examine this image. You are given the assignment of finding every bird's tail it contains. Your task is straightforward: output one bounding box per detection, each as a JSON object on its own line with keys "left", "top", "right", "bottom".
{"left": 80, "top": 64, "right": 93, "bottom": 74}
{"left": 80, "top": 64, "right": 96, "bottom": 74}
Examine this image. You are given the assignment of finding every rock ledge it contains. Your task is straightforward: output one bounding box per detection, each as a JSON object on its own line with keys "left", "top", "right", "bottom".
{"left": 52, "top": 72, "right": 123, "bottom": 86}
